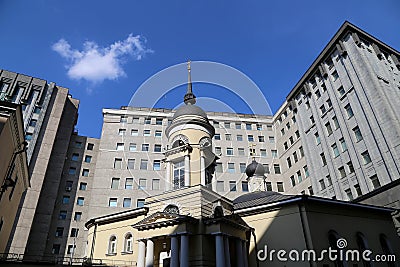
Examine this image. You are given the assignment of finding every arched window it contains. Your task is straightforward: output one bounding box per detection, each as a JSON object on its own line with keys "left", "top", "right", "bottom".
{"left": 379, "top": 234, "right": 396, "bottom": 267}
{"left": 328, "top": 230, "right": 345, "bottom": 267}
{"left": 173, "top": 161, "right": 185, "bottom": 189}
{"left": 356, "top": 232, "right": 372, "bottom": 267}
{"left": 108, "top": 235, "right": 117, "bottom": 255}
{"left": 214, "top": 206, "right": 224, "bottom": 218}
{"left": 124, "top": 233, "right": 133, "bottom": 253}
{"left": 164, "top": 204, "right": 179, "bottom": 215}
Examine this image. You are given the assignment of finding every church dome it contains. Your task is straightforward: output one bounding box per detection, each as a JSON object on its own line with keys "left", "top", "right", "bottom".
{"left": 245, "top": 160, "right": 265, "bottom": 177}
{"left": 172, "top": 104, "right": 208, "bottom": 120}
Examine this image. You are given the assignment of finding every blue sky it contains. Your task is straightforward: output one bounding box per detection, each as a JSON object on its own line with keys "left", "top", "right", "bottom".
{"left": 0, "top": 1, "right": 399, "bottom": 138}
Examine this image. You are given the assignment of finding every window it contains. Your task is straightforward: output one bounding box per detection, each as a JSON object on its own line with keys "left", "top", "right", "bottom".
{"left": 332, "top": 143, "right": 340, "bottom": 157}
{"left": 79, "top": 183, "right": 87, "bottom": 190}
{"left": 215, "top": 147, "right": 222, "bottom": 155}
{"left": 132, "top": 117, "right": 139, "bottom": 123}
{"left": 120, "top": 116, "right": 128, "bottom": 123}
{"left": 173, "top": 161, "right": 185, "bottom": 189}
{"left": 217, "top": 181, "right": 224, "bottom": 192}
{"left": 229, "top": 181, "right": 237, "bottom": 192}
{"left": 82, "top": 169, "right": 89, "bottom": 177}
{"left": 320, "top": 153, "right": 327, "bottom": 166}
{"left": 361, "top": 151, "right": 372, "bottom": 164}
{"left": 114, "top": 158, "right": 122, "bottom": 169}
{"left": 123, "top": 198, "right": 131, "bottom": 208}
{"left": 304, "top": 165, "right": 309, "bottom": 177}
{"left": 235, "top": 123, "right": 241, "bottom": 129}
{"left": 299, "top": 146, "right": 304, "bottom": 157}
{"left": 224, "top": 122, "right": 231, "bottom": 128}
{"left": 345, "top": 104, "right": 354, "bottom": 118}
{"left": 289, "top": 136, "right": 294, "bottom": 145}
{"left": 345, "top": 188, "right": 353, "bottom": 200}
{"left": 125, "top": 178, "right": 133, "bottom": 189}
{"left": 70, "top": 228, "right": 79, "bottom": 237}
{"left": 111, "top": 178, "right": 120, "bottom": 189}
{"left": 139, "top": 179, "right": 147, "bottom": 190}
{"left": 325, "top": 122, "right": 333, "bottom": 135}
{"left": 306, "top": 101, "right": 310, "bottom": 109}
{"left": 144, "top": 118, "right": 151, "bottom": 124}
{"left": 370, "top": 175, "right": 380, "bottom": 189}
{"left": 84, "top": 155, "right": 92, "bottom": 163}
{"left": 274, "top": 164, "right": 281, "bottom": 174}
{"left": 141, "top": 144, "right": 149, "bottom": 151}
{"left": 124, "top": 233, "right": 133, "bottom": 252}
{"left": 34, "top": 106, "right": 41, "bottom": 114}
{"left": 214, "top": 134, "right": 221, "bottom": 140}
{"left": 277, "top": 182, "right": 284, "bottom": 192}
{"left": 226, "top": 148, "right": 234, "bottom": 156}
{"left": 116, "top": 143, "right": 124, "bottom": 151}
{"left": 66, "top": 181, "right": 73, "bottom": 191}
{"left": 293, "top": 151, "right": 298, "bottom": 162}
{"left": 109, "top": 198, "right": 117, "bottom": 207}
{"left": 266, "top": 182, "right": 272, "bottom": 191}
{"left": 315, "top": 89, "right": 321, "bottom": 99}
{"left": 74, "top": 212, "right": 82, "bottom": 221}
{"left": 284, "top": 142, "right": 288, "bottom": 150}
{"left": 258, "top": 136, "right": 265, "bottom": 142}
{"left": 310, "top": 115, "right": 314, "bottom": 124}
{"left": 228, "top": 163, "right": 235, "bottom": 173}
{"left": 68, "top": 167, "right": 76, "bottom": 175}
{"left": 143, "top": 130, "right": 151, "bottom": 137}
{"left": 292, "top": 116, "right": 297, "bottom": 123}
{"left": 71, "top": 153, "right": 79, "bottom": 161}
{"left": 326, "top": 99, "right": 332, "bottom": 108}
{"left": 246, "top": 123, "right": 252, "bottom": 130}
{"left": 236, "top": 135, "right": 243, "bottom": 141}
{"left": 238, "top": 148, "right": 245, "bottom": 156}
{"left": 290, "top": 176, "right": 296, "bottom": 186}
{"left": 332, "top": 116, "right": 339, "bottom": 129}
{"left": 152, "top": 179, "right": 160, "bottom": 190}
{"left": 326, "top": 175, "right": 332, "bottom": 186}
{"left": 156, "top": 118, "right": 163, "bottom": 125}
{"left": 295, "top": 130, "right": 300, "bottom": 139}
{"left": 354, "top": 184, "right": 362, "bottom": 197}
{"left": 319, "top": 179, "right": 326, "bottom": 190}
{"left": 340, "top": 138, "right": 347, "bottom": 152}
{"left": 75, "top": 141, "right": 83, "bottom": 148}
{"left": 87, "top": 143, "right": 94, "bottom": 150}
{"left": 297, "top": 171, "right": 302, "bottom": 183}
{"left": 154, "top": 144, "right": 162, "bottom": 152}
{"left": 118, "top": 129, "right": 126, "bottom": 136}
{"left": 287, "top": 157, "right": 292, "bottom": 168}
{"left": 108, "top": 236, "right": 117, "bottom": 254}
{"left": 260, "top": 149, "right": 267, "bottom": 157}
{"left": 155, "top": 130, "right": 162, "bottom": 137}
{"left": 137, "top": 199, "right": 145, "bottom": 208}
{"left": 213, "top": 121, "right": 220, "bottom": 128}
{"left": 281, "top": 128, "right": 285, "bottom": 136}
{"left": 242, "top": 181, "right": 249, "bottom": 192}
{"left": 153, "top": 160, "right": 161, "bottom": 170}
{"left": 308, "top": 186, "right": 314, "bottom": 195}
{"left": 269, "top": 136, "right": 275, "bottom": 143}
{"left": 315, "top": 132, "right": 321, "bottom": 145}
{"left": 240, "top": 163, "right": 246, "bottom": 173}
{"left": 52, "top": 244, "right": 60, "bottom": 255}
{"left": 263, "top": 164, "right": 269, "bottom": 174}
{"left": 131, "top": 129, "right": 138, "bottom": 136}
{"left": 59, "top": 211, "right": 67, "bottom": 220}
{"left": 353, "top": 126, "right": 363, "bottom": 142}
{"left": 332, "top": 70, "right": 339, "bottom": 81}
{"left": 247, "top": 135, "right": 254, "bottom": 142}
{"left": 338, "top": 166, "right": 346, "bottom": 178}
{"left": 257, "top": 123, "right": 262, "bottom": 130}
{"left": 127, "top": 159, "right": 135, "bottom": 169}
{"left": 320, "top": 104, "right": 326, "bottom": 114}
{"left": 271, "top": 150, "right": 278, "bottom": 158}
{"left": 129, "top": 143, "right": 137, "bottom": 151}
{"left": 225, "top": 134, "right": 232, "bottom": 141}
{"left": 338, "top": 86, "right": 345, "bottom": 96}
{"left": 62, "top": 196, "right": 70, "bottom": 204}
{"left": 215, "top": 163, "right": 223, "bottom": 173}
{"left": 347, "top": 161, "right": 355, "bottom": 173}
{"left": 77, "top": 197, "right": 84, "bottom": 206}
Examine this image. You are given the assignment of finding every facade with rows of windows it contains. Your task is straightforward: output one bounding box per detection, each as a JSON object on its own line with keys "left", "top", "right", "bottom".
{"left": 1, "top": 21, "right": 400, "bottom": 264}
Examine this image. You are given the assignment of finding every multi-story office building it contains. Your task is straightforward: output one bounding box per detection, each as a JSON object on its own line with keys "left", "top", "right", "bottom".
{"left": 0, "top": 70, "right": 80, "bottom": 261}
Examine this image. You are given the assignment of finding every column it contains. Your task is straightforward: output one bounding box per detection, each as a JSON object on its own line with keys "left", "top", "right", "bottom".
{"left": 170, "top": 236, "right": 179, "bottom": 267}
{"left": 235, "top": 238, "right": 243, "bottom": 267}
{"left": 224, "top": 236, "right": 231, "bottom": 267}
{"left": 200, "top": 151, "right": 206, "bottom": 185}
{"left": 137, "top": 240, "right": 146, "bottom": 267}
{"left": 180, "top": 234, "right": 189, "bottom": 267}
{"left": 145, "top": 239, "right": 154, "bottom": 267}
{"left": 241, "top": 240, "right": 248, "bottom": 267}
{"left": 165, "top": 161, "right": 171, "bottom": 191}
{"left": 215, "top": 234, "right": 226, "bottom": 267}
{"left": 184, "top": 155, "right": 190, "bottom": 186}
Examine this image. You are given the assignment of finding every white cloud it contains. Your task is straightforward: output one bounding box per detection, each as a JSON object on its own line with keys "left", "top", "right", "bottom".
{"left": 52, "top": 34, "right": 152, "bottom": 83}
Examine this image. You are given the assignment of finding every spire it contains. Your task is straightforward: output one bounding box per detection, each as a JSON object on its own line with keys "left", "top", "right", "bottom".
{"left": 184, "top": 60, "right": 196, "bottom": 105}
